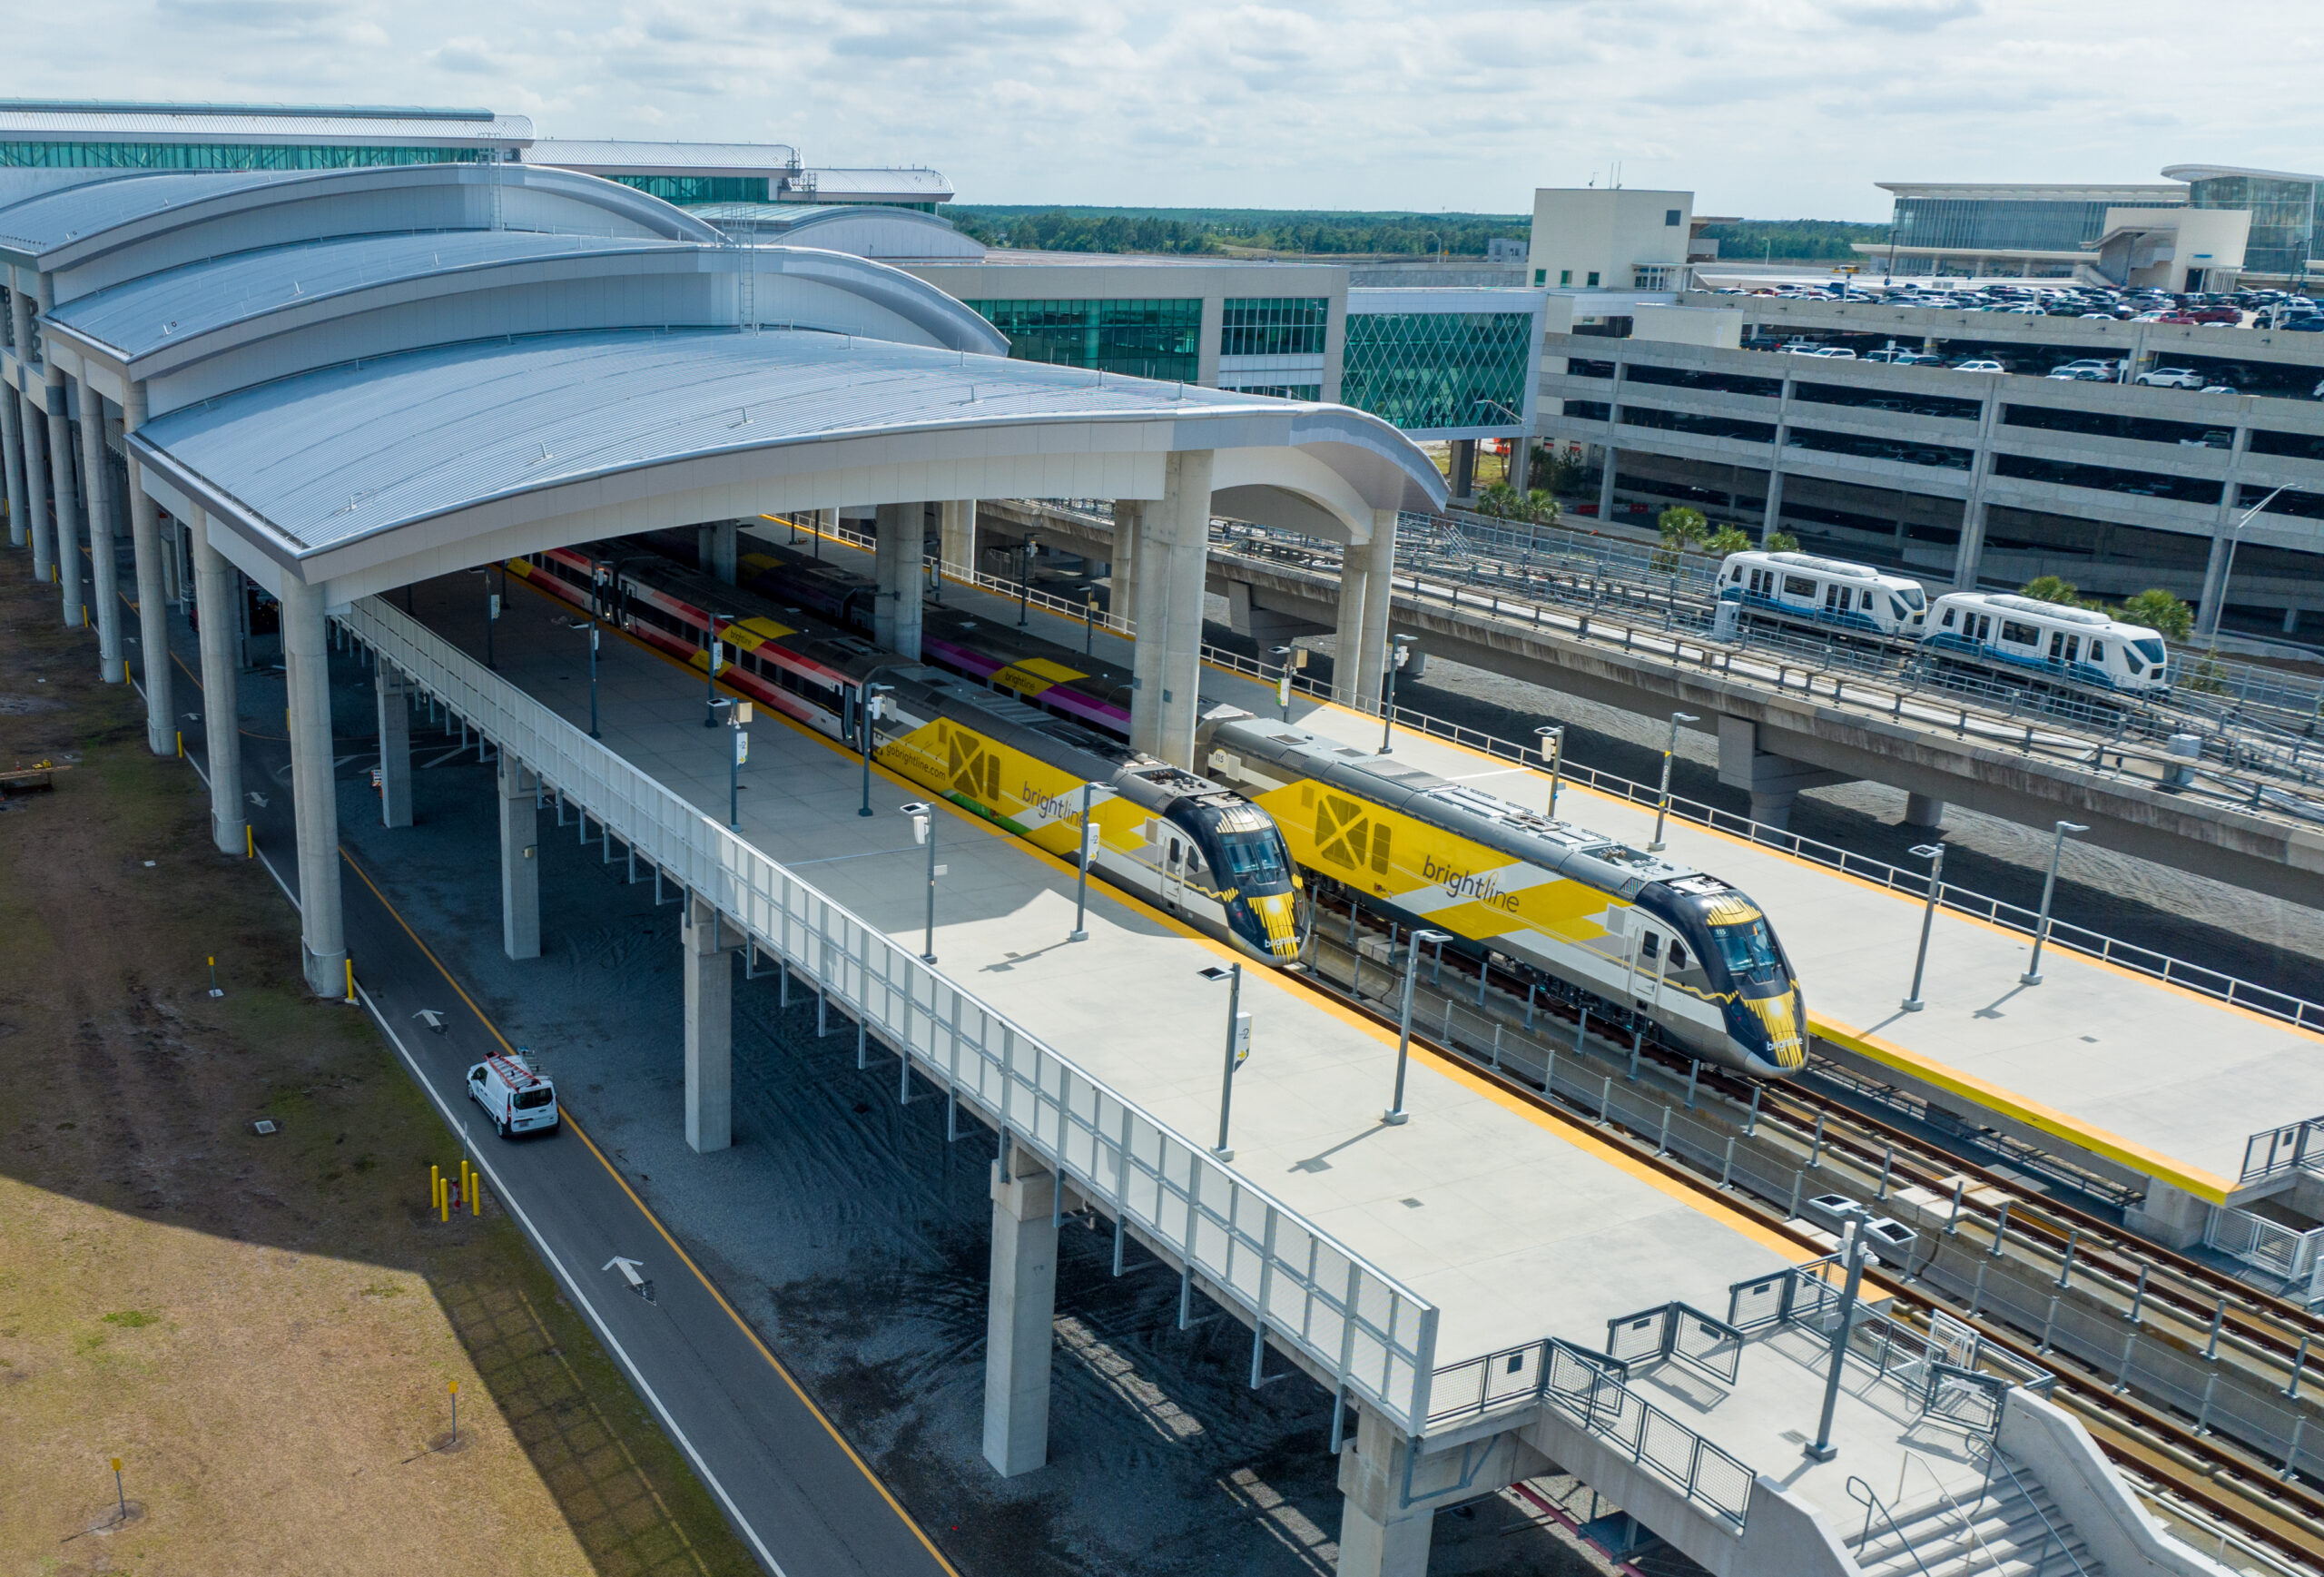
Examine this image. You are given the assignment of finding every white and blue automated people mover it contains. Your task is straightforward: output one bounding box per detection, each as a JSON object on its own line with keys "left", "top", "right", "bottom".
{"left": 1923, "top": 593, "right": 2171, "bottom": 695}
{"left": 1717, "top": 550, "right": 1929, "bottom": 638}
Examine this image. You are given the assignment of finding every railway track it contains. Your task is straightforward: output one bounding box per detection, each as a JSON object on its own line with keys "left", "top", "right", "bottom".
{"left": 1297, "top": 894, "right": 2324, "bottom": 1572}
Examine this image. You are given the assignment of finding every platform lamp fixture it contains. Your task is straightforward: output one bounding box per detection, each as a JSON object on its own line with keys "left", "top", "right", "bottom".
{"left": 710, "top": 697, "right": 752, "bottom": 827}
{"left": 1384, "top": 929, "right": 1451, "bottom": 1126}
{"left": 2020, "top": 820, "right": 2089, "bottom": 985}
{"left": 1804, "top": 1200, "right": 1871, "bottom": 1464}
{"left": 1534, "top": 724, "right": 1566, "bottom": 819}
{"left": 1648, "top": 712, "right": 1699, "bottom": 851}
{"left": 1900, "top": 842, "right": 1945, "bottom": 1011}
{"left": 900, "top": 801, "right": 940, "bottom": 963}
{"left": 702, "top": 615, "right": 734, "bottom": 725}
{"left": 858, "top": 679, "right": 894, "bottom": 817}
{"left": 1269, "top": 644, "right": 1306, "bottom": 722}
{"left": 1378, "top": 635, "right": 1417, "bottom": 753}
{"left": 554, "top": 616, "right": 603, "bottom": 739}
{"left": 1018, "top": 536, "right": 1039, "bottom": 627}
{"left": 1208, "top": 961, "right": 1253, "bottom": 1160}
{"left": 1067, "top": 782, "right": 1098, "bottom": 942}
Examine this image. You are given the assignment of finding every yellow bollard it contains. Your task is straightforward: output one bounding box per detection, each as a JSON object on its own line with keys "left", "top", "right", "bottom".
{"left": 175, "top": 731, "right": 183, "bottom": 759}
{"left": 430, "top": 1164, "right": 442, "bottom": 1219}
{"left": 471, "top": 1170, "right": 483, "bottom": 1217}
{"left": 244, "top": 823, "right": 253, "bottom": 859}
{"left": 344, "top": 959, "right": 356, "bottom": 1005}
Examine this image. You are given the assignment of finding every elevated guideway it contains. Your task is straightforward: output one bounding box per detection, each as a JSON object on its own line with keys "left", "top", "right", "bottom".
{"left": 335, "top": 567, "right": 2233, "bottom": 1577}
{"left": 984, "top": 498, "right": 2324, "bottom": 915}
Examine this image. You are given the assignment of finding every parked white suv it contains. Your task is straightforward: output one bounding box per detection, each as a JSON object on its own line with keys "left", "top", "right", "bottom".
{"left": 2135, "top": 367, "right": 2206, "bottom": 389}
{"left": 468, "top": 1051, "right": 560, "bottom": 1138}
{"left": 1953, "top": 360, "right": 2008, "bottom": 374}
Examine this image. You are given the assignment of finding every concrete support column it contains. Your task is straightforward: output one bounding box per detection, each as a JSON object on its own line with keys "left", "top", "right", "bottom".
{"left": 1354, "top": 508, "right": 1399, "bottom": 710}
{"left": 497, "top": 753, "right": 539, "bottom": 961}
{"left": 1903, "top": 793, "right": 1945, "bottom": 830}
{"left": 0, "top": 388, "right": 25, "bottom": 550}
{"left": 189, "top": 515, "right": 245, "bottom": 855}
{"left": 281, "top": 576, "right": 347, "bottom": 998}
{"left": 1448, "top": 438, "right": 1475, "bottom": 501}
{"left": 872, "top": 501, "right": 926, "bottom": 661}
{"left": 1128, "top": 450, "right": 1214, "bottom": 769}
{"left": 46, "top": 371, "right": 79, "bottom": 630}
{"left": 1332, "top": 544, "right": 1372, "bottom": 706}
{"left": 683, "top": 893, "right": 735, "bottom": 1154}
{"left": 939, "top": 498, "right": 978, "bottom": 578}
{"left": 1761, "top": 466, "right": 1787, "bottom": 538}
{"left": 1718, "top": 715, "right": 1848, "bottom": 833}
{"left": 1108, "top": 500, "right": 1140, "bottom": 627}
{"left": 1951, "top": 389, "right": 2003, "bottom": 591}
{"left": 982, "top": 1148, "right": 1059, "bottom": 1477}
{"left": 1335, "top": 1411, "right": 1437, "bottom": 1577}
{"left": 707, "top": 519, "right": 737, "bottom": 585}
{"left": 2195, "top": 530, "right": 2234, "bottom": 638}
{"left": 1596, "top": 445, "right": 1619, "bottom": 523}
{"left": 1507, "top": 435, "right": 1531, "bottom": 495}
{"left": 376, "top": 665, "right": 412, "bottom": 828}
{"left": 122, "top": 384, "right": 172, "bottom": 754}
{"left": 160, "top": 513, "right": 182, "bottom": 606}
{"left": 19, "top": 385, "right": 51, "bottom": 584}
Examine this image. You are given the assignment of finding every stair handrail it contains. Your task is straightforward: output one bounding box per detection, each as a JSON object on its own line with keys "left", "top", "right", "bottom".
{"left": 1893, "top": 1447, "right": 2004, "bottom": 1576}
{"left": 1975, "top": 1442, "right": 2093, "bottom": 1577}
{"left": 1846, "top": 1476, "right": 1938, "bottom": 1577}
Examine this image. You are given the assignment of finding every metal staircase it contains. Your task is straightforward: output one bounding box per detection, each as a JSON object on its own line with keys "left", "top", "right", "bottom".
{"left": 1848, "top": 1452, "right": 2102, "bottom": 1577}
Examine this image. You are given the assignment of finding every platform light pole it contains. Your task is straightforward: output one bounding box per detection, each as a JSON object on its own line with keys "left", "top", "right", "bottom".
{"left": 702, "top": 615, "right": 733, "bottom": 725}
{"left": 1018, "top": 537, "right": 1039, "bottom": 626}
{"left": 1901, "top": 842, "right": 1945, "bottom": 1011}
{"left": 1068, "top": 782, "right": 1096, "bottom": 942}
{"left": 1210, "top": 961, "right": 1251, "bottom": 1160}
{"left": 1378, "top": 635, "right": 1416, "bottom": 754}
{"left": 859, "top": 679, "right": 892, "bottom": 817}
{"left": 2020, "top": 820, "right": 2089, "bottom": 985}
{"left": 1534, "top": 724, "right": 1566, "bottom": 819}
{"left": 1804, "top": 1202, "right": 1870, "bottom": 1464}
{"left": 901, "top": 801, "right": 939, "bottom": 963}
{"left": 1270, "top": 644, "right": 1305, "bottom": 722}
{"left": 1384, "top": 928, "right": 1450, "bottom": 1126}
{"left": 711, "top": 698, "right": 752, "bottom": 828}
{"left": 556, "top": 617, "right": 603, "bottom": 738}
{"left": 1648, "top": 711, "right": 1699, "bottom": 851}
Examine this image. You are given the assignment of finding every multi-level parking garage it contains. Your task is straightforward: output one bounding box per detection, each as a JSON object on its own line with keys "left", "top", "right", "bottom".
{"left": 1541, "top": 295, "right": 2324, "bottom": 647}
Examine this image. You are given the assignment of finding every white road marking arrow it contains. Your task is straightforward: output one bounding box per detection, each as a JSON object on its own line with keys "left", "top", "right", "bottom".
{"left": 413, "top": 1010, "right": 446, "bottom": 1033}
{"left": 603, "top": 1257, "right": 655, "bottom": 1303}
{"left": 246, "top": 791, "right": 269, "bottom": 808}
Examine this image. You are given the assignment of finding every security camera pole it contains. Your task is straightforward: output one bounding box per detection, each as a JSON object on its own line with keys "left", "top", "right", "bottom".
{"left": 859, "top": 678, "right": 893, "bottom": 817}
{"left": 1378, "top": 635, "right": 1416, "bottom": 754}
{"left": 1384, "top": 929, "right": 1451, "bottom": 1125}
{"left": 1901, "top": 842, "right": 1945, "bottom": 1011}
{"left": 702, "top": 615, "right": 734, "bottom": 725}
{"left": 1211, "top": 962, "right": 1251, "bottom": 1160}
{"left": 901, "top": 801, "right": 938, "bottom": 963}
{"left": 1534, "top": 724, "right": 1566, "bottom": 819}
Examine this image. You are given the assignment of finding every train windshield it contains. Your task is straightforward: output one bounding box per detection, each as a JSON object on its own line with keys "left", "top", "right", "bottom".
{"left": 1897, "top": 586, "right": 1926, "bottom": 609}
{"left": 2132, "top": 637, "right": 2166, "bottom": 666}
{"left": 1216, "top": 829, "right": 1290, "bottom": 888}
{"left": 1710, "top": 919, "right": 1784, "bottom": 981}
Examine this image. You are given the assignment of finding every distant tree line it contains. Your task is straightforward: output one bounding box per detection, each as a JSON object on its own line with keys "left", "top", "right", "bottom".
{"left": 948, "top": 206, "right": 1529, "bottom": 257}
{"left": 1694, "top": 219, "right": 1890, "bottom": 262}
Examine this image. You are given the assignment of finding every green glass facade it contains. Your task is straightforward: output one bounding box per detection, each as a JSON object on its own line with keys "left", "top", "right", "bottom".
{"left": 609, "top": 173, "right": 771, "bottom": 204}
{"left": 1219, "top": 297, "right": 1327, "bottom": 357}
{"left": 1233, "top": 384, "right": 1322, "bottom": 400}
{"left": 2189, "top": 174, "right": 2319, "bottom": 279}
{"left": 964, "top": 298, "right": 1202, "bottom": 380}
{"left": 0, "top": 140, "right": 495, "bottom": 171}
{"left": 1340, "top": 311, "right": 1532, "bottom": 432}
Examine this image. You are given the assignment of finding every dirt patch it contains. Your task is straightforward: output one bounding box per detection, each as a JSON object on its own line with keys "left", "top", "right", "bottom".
{"left": 0, "top": 553, "right": 756, "bottom": 1577}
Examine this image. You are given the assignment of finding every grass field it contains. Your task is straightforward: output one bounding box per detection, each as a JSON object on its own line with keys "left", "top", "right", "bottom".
{"left": 0, "top": 556, "right": 757, "bottom": 1576}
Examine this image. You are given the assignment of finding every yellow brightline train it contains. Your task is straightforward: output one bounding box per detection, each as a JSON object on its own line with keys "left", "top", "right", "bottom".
{"left": 1199, "top": 708, "right": 1807, "bottom": 1078}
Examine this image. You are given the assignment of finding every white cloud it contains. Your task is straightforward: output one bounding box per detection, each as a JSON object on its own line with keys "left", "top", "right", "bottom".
{"left": 11, "top": 0, "right": 2323, "bottom": 218}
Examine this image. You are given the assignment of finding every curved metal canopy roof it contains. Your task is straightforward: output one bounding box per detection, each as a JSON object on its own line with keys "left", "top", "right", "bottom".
{"left": 133, "top": 326, "right": 1444, "bottom": 592}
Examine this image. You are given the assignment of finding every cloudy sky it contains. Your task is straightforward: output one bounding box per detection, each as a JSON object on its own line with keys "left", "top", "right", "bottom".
{"left": 23, "top": 0, "right": 2324, "bottom": 218}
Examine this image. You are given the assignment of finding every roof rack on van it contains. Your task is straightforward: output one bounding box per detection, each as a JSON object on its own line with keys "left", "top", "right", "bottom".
{"left": 485, "top": 1051, "right": 545, "bottom": 1089}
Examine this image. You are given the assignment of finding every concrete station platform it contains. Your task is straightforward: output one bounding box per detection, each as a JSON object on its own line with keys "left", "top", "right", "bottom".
{"left": 772, "top": 527, "right": 2324, "bottom": 1238}
{"left": 389, "top": 565, "right": 2043, "bottom": 1569}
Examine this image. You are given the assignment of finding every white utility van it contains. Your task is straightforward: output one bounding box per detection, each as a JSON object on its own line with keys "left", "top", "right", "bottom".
{"left": 468, "top": 1051, "right": 560, "bottom": 1138}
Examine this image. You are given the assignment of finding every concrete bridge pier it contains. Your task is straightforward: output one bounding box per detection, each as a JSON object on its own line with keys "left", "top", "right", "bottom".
{"left": 189, "top": 514, "right": 246, "bottom": 856}
{"left": 18, "top": 370, "right": 53, "bottom": 584}
{"left": 376, "top": 666, "right": 412, "bottom": 828}
{"left": 47, "top": 366, "right": 80, "bottom": 631}
{"left": 1109, "top": 500, "right": 1140, "bottom": 628}
{"left": 497, "top": 754, "right": 539, "bottom": 961}
{"left": 699, "top": 519, "right": 738, "bottom": 585}
{"left": 0, "top": 391, "right": 25, "bottom": 550}
{"left": 1903, "top": 792, "right": 1946, "bottom": 830}
{"left": 1332, "top": 542, "right": 1372, "bottom": 706}
{"left": 1335, "top": 1411, "right": 1550, "bottom": 1577}
{"left": 982, "top": 1144, "right": 1059, "bottom": 1477}
{"left": 1354, "top": 509, "right": 1399, "bottom": 711}
{"left": 1129, "top": 450, "right": 1215, "bottom": 769}
{"left": 682, "top": 893, "right": 735, "bottom": 1154}
{"left": 872, "top": 500, "right": 926, "bottom": 661}
{"left": 1718, "top": 715, "right": 1850, "bottom": 830}
{"left": 940, "top": 498, "right": 977, "bottom": 579}
{"left": 123, "top": 383, "right": 173, "bottom": 755}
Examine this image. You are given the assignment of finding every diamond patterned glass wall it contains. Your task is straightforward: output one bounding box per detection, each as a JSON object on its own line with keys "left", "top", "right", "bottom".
{"left": 964, "top": 298, "right": 1202, "bottom": 381}
{"left": 610, "top": 174, "right": 772, "bottom": 204}
{"left": 1231, "top": 384, "right": 1322, "bottom": 400}
{"left": 1220, "top": 298, "right": 1327, "bottom": 357}
{"left": 1341, "top": 311, "right": 1531, "bottom": 432}
{"left": 0, "top": 141, "right": 497, "bottom": 171}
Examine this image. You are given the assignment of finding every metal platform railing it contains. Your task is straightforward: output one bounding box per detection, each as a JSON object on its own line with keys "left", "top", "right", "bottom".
{"left": 338, "top": 593, "right": 1443, "bottom": 1434}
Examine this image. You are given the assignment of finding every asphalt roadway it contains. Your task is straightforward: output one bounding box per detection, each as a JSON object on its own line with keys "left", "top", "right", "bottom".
{"left": 115, "top": 567, "right": 957, "bottom": 1577}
